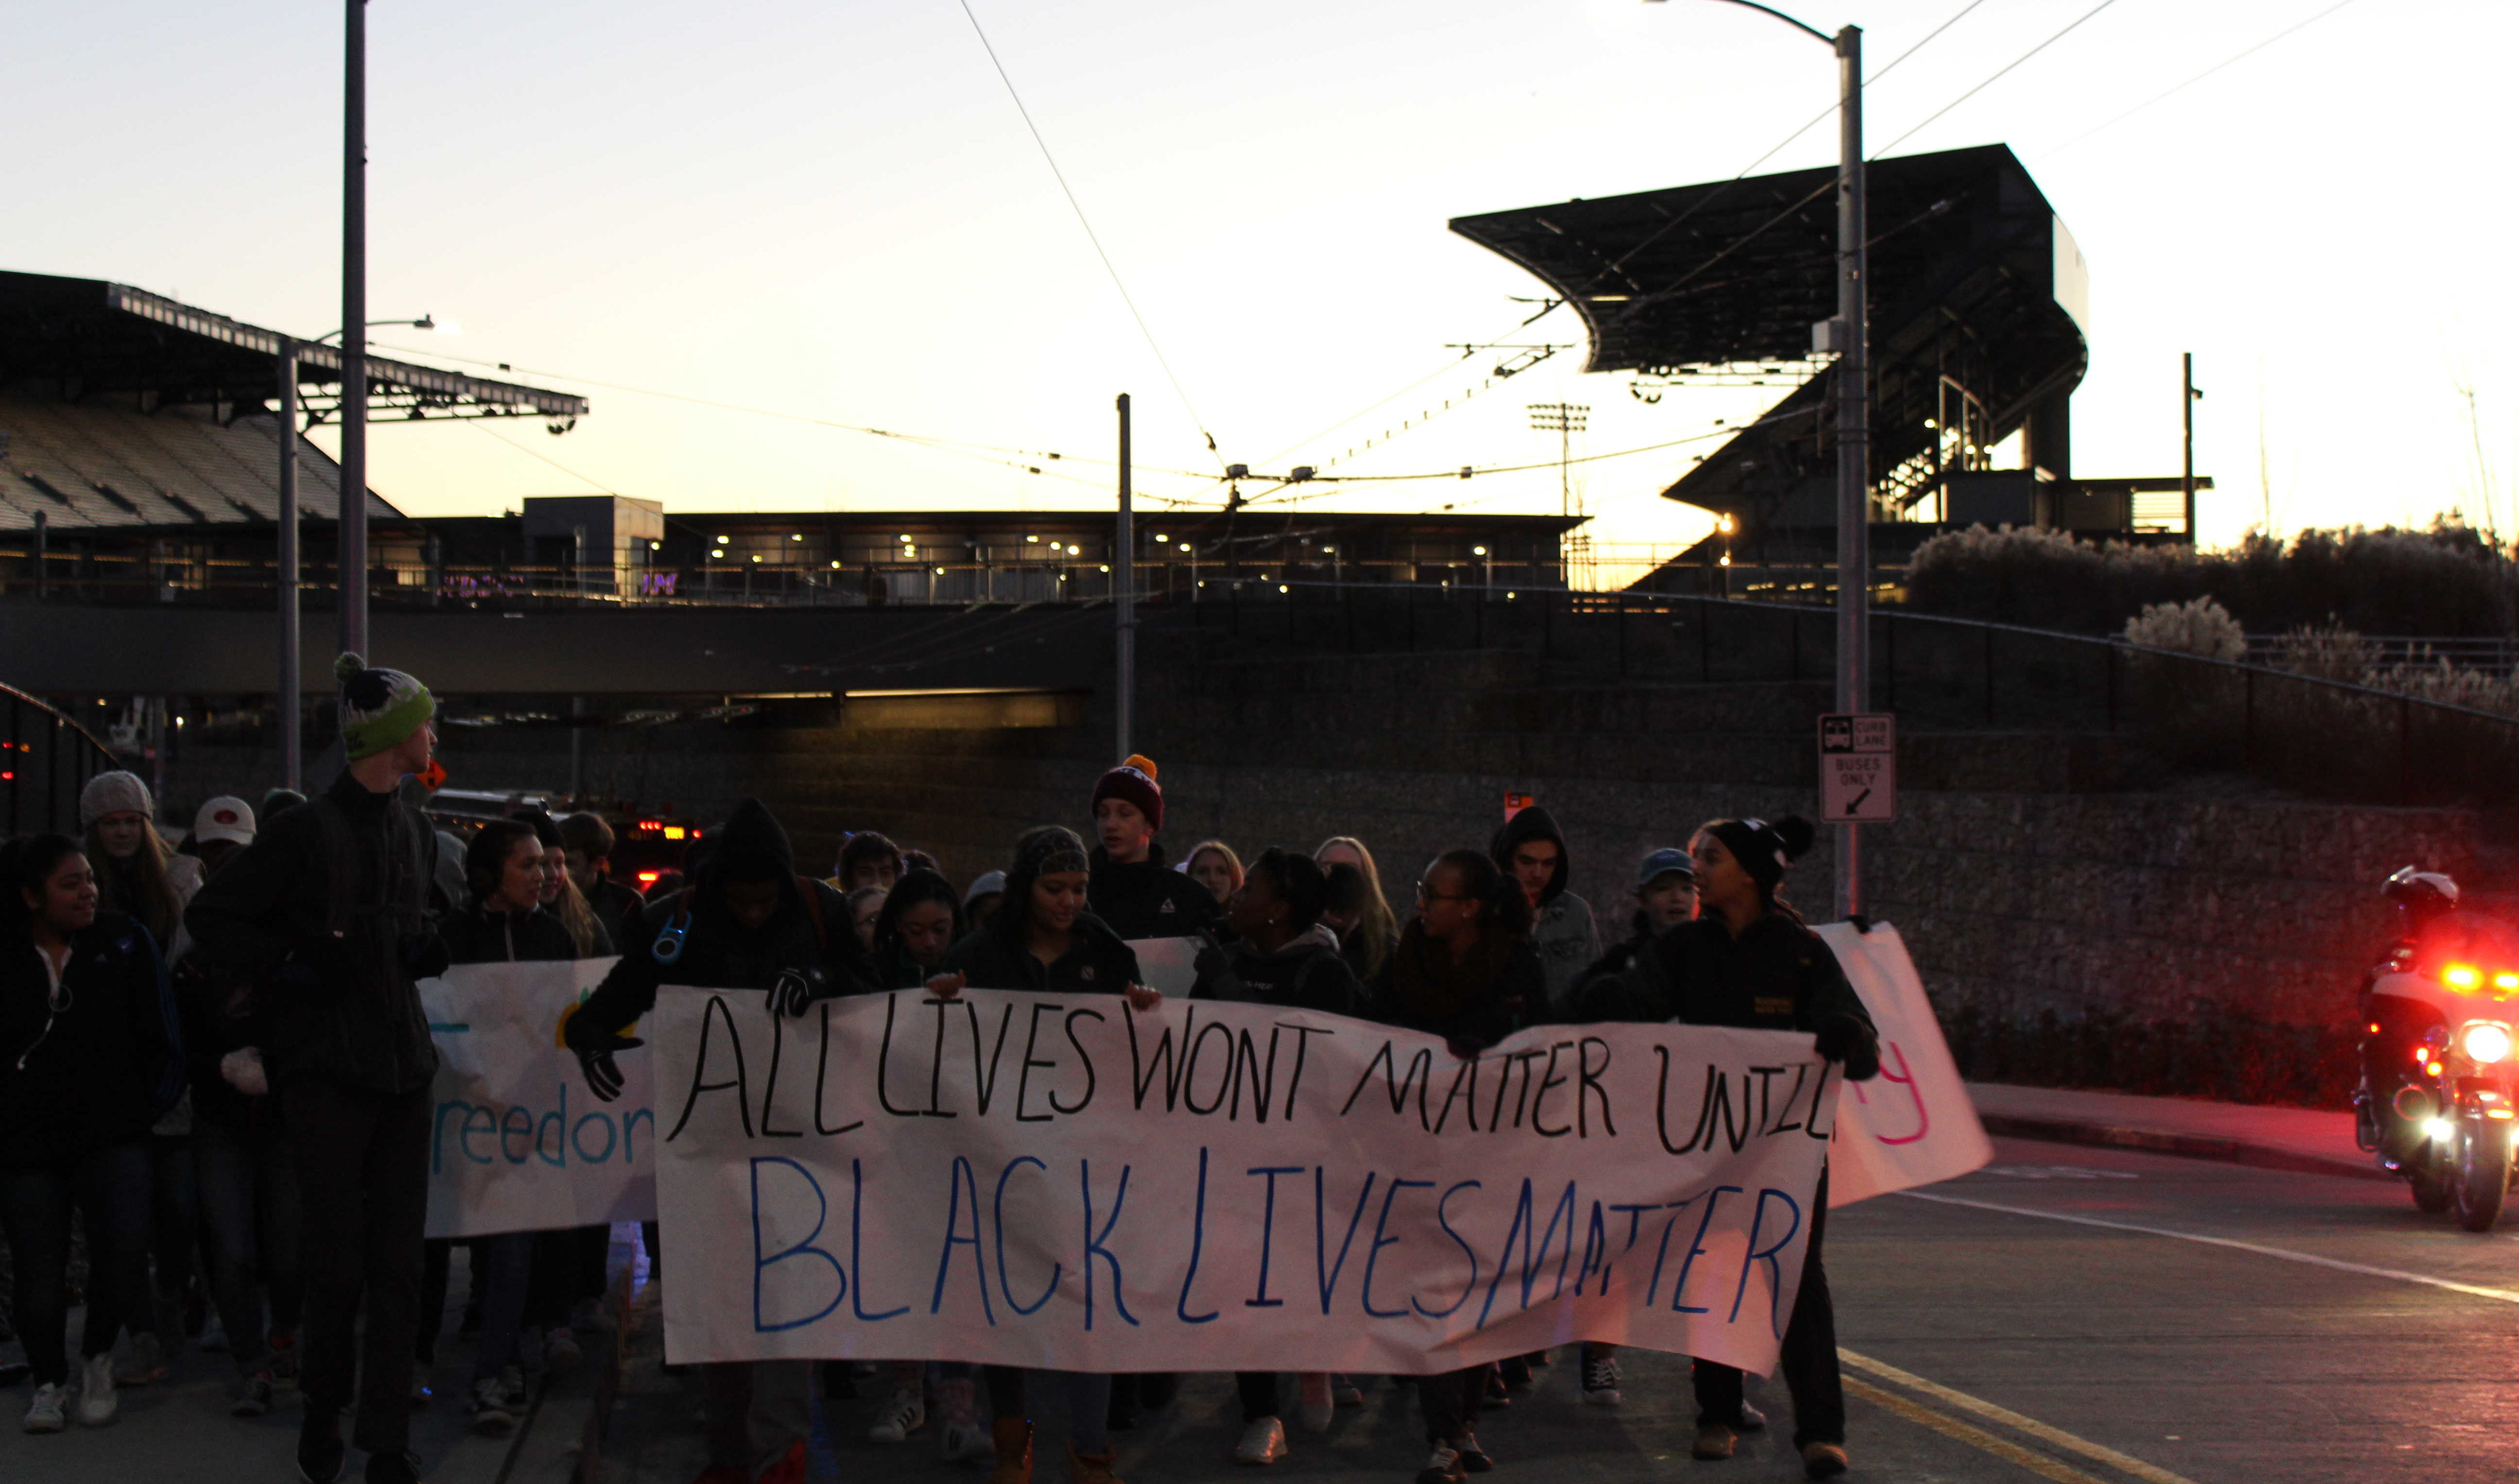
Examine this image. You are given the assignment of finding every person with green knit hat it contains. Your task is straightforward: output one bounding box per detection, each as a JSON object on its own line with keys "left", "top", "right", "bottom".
{"left": 185, "top": 651, "right": 448, "bottom": 1484}
{"left": 333, "top": 652, "right": 435, "bottom": 764}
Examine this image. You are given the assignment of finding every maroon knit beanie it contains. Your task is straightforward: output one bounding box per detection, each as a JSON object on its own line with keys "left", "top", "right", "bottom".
{"left": 1091, "top": 754, "right": 1164, "bottom": 835}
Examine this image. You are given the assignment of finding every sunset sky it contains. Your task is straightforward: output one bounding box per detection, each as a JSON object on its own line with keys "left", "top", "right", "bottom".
{"left": 10, "top": 0, "right": 2512, "bottom": 562}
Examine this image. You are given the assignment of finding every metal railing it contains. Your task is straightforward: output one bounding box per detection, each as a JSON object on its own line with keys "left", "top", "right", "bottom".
{"left": 0, "top": 683, "right": 125, "bottom": 836}
{"left": 1146, "top": 582, "right": 2519, "bottom": 809}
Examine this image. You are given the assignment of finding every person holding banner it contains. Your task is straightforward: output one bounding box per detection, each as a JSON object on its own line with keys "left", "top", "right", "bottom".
{"left": 930, "top": 824, "right": 1160, "bottom": 1484}
{"left": 1086, "top": 755, "right": 1218, "bottom": 940}
{"left": 1190, "top": 846, "right": 1364, "bottom": 1466}
{"left": 1657, "top": 817, "right": 1876, "bottom": 1482}
{"left": 418, "top": 819, "right": 592, "bottom": 1436}
{"left": 1367, "top": 847, "right": 1543, "bottom": 1484}
{"left": 183, "top": 653, "right": 449, "bottom": 1484}
{"left": 563, "top": 796, "right": 879, "bottom": 1484}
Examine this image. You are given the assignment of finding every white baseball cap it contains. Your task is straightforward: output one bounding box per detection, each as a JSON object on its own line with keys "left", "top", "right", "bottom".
{"left": 192, "top": 796, "right": 257, "bottom": 848}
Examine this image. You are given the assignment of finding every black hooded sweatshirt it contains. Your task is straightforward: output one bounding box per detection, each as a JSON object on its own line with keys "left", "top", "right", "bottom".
{"left": 1488, "top": 804, "right": 1599, "bottom": 1013}
{"left": 1366, "top": 919, "right": 1544, "bottom": 1052}
{"left": 1088, "top": 841, "right": 1221, "bottom": 940}
{"left": 1, "top": 909, "right": 182, "bottom": 1167}
{"left": 566, "top": 799, "right": 878, "bottom": 1041}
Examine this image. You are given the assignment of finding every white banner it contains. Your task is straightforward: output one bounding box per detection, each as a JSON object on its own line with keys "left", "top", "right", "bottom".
{"left": 1816, "top": 922, "right": 1993, "bottom": 1206}
{"left": 420, "top": 959, "right": 658, "bottom": 1239}
{"left": 650, "top": 987, "right": 1834, "bottom": 1375}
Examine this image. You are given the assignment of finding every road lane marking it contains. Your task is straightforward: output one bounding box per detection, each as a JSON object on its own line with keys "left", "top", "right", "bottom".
{"left": 1842, "top": 1349, "right": 2203, "bottom": 1484}
{"left": 1843, "top": 1376, "right": 2123, "bottom": 1484}
{"left": 1897, "top": 1189, "right": 2519, "bottom": 1304}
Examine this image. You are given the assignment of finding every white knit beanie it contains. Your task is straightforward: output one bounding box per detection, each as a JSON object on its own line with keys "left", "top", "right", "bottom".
{"left": 79, "top": 770, "right": 155, "bottom": 830}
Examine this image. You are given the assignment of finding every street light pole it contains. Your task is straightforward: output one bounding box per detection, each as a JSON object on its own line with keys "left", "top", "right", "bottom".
{"left": 1832, "top": 20, "right": 1868, "bottom": 921}
{"left": 341, "top": 0, "right": 369, "bottom": 661}
{"left": 1115, "top": 392, "right": 1136, "bottom": 762}
{"left": 276, "top": 340, "right": 303, "bottom": 792}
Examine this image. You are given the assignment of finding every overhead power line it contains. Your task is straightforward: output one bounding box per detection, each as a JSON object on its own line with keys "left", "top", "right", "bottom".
{"left": 2041, "top": 0, "right": 2365, "bottom": 157}
{"left": 955, "top": 0, "right": 1226, "bottom": 472}
{"left": 1872, "top": 0, "right": 2130, "bottom": 158}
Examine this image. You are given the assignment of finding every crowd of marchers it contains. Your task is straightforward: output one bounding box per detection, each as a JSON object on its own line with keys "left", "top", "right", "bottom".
{"left": 0, "top": 651, "right": 1880, "bottom": 1484}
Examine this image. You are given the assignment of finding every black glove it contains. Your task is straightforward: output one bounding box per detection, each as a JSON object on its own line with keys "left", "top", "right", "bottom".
{"left": 1446, "top": 1036, "right": 1486, "bottom": 1062}
{"left": 768, "top": 965, "right": 834, "bottom": 1020}
{"left": 1813, "top": 1014, "right": 1881, "bottom": 1082}
{"left": 571, "top": 1026, "right": 644, "bottom": 1102}
{"left": 399, "top": 931, "right": 449, "bottom": 981}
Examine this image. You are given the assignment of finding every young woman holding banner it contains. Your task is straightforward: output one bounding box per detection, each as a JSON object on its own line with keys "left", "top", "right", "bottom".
{"left": 1655, "top": 817, "right": 1877, "bottom": 1482}
{"left": 1190, "top": 847, "right": 1365, "bottom": 1466}
{"left": 1366, "top": 848, "right": 1543, "bottom": 1484}
{"left": 929, "top": 825, "right": 1160, "bottom": 1484}
{"left": 421, "top": 820, "right": 585, "bottom": 1437}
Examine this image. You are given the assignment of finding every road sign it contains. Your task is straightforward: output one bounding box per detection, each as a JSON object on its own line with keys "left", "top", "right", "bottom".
{"left": 1818, "top": 713, "right": 1896, "bottom": 823}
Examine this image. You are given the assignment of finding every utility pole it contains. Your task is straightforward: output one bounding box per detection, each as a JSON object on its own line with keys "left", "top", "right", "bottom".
{"left": 340, "top": 0, "right": 369, "bottom": 660}
{"left": 1115, "top": 393, "right": 1135, "bottom": 761}
{"left": 2182, "top": 352, "right": 2201, "bottom": 543}
{"left": 276, "top": 340, "right": 303, "bottom": 791}
{"left": 1832, "top": 21, "right": 1869, "bottom": 921}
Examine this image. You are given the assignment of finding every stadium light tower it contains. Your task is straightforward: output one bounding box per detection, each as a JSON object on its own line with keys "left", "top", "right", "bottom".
{"left": 1648, "top": 0, "right": 1869, "bottom": 919}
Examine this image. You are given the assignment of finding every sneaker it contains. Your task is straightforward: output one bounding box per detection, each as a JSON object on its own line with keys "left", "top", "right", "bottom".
{"left": 201, "top": 1313, "right": 231, "bottom": 1353}
{"left": 23, "top": 1381, "right": 69, "bottom": 1433}
{"left": 495, "top": 1364, "right": 530, "bottom": 1410}
{"left": 1234, "top": 1416, "right": 1289, "bottom": 1465}
{"left": 1801, "top": 1442, "right": 1849, "bottom": 1480}
{"left": 1737, "top": 1403, "right": 1769, "bottom": 1432}
{"left": 1067, "top": 1444, "right": 1125, "bottom": 1484}
{"left": 298, "top": 1410, "right": 346, "bottom": 1484}
{"left": 1498, "top": 1355, "right": 1533, "bottom": 1391}
{"left": 1331, "top": 1375, "right": 1364, "bottom": 1408}
{"left": 232, "top": 1371, "right": 276, "bottom": 1418}
{"left": 1480, "top": 1368, "right": 1510, "bottom": 1410}
{"left": 543, "top": 1326, "right": 583, "bottom": 1373}
{"left": 1455, "top": 1431, "right": 1494, "bottom": 1474}
{"left": 467, "top": 1377, "right": 518, "bottom": 1437}
{"left": 1691, "top": 1423, "right": 1737, "bottom": 1461}
{"left": 268, "top": 1330, "right": 301, "bottom": 1382}
{"left": 1297, "top": 1371, "right": 1335, "bottom": 1432}
{"left": 365, "top": 1450, "right": 426, "bottom": 1484}
{"left": 1415, "top": 1444, "right": 1467, "bottom": 1484}
{"left": 77, "top": 1351, "right": 118, "bottom": 1426}
{"left": 868, "top": 1389, "right": 926, "bottom": 1443}
{"left": 939, "top": 1417, "right": 995, "bottom": 1463}
{"left": 1579, "top": 1354, "right": 1621, "bottom": 1406}
{"left": 118, "top": 1332, "right": 169, "bottom": 1386}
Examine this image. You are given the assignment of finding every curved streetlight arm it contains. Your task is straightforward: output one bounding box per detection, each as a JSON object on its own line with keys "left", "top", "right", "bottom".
{"left": 1670, "top": 0, "right": 1835, "bottom": 47}
{"left": 309, "top": 315, "right": 439, "bottom": 345}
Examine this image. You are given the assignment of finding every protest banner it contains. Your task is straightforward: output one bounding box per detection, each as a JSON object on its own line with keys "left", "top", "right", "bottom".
{"left": 420, "top": 959, "right": 658, "bottom": 1239}
{"left": 649, "top": 987, "right": 1834, "bottom": 1375}
{"left": 1817, "top": 922, "right": 1994, "bottom": 1206}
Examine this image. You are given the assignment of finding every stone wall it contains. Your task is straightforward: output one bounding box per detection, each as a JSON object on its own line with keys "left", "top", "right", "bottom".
{"left": 152, "top": 647, "right": 2477, "bottom": 1041}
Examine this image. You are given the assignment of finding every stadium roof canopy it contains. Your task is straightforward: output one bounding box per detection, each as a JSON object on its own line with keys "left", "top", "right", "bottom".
{"left": 1450, "top": 145, "right": 2090, "bottom": 525}
{"left": 0, "top": 271, "right": 587, "bottom": 426}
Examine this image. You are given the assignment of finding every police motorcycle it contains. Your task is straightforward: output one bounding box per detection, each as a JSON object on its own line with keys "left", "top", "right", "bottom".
{"left": 2356, "top": 868, "right": 2519, "bottom": 1232}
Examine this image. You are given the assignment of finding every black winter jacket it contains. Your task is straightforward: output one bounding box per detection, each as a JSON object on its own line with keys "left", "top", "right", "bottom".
{"left": 1088, "top": 843, "right": 1220, "bottom": 940}
{"left": 1650, "top": 912, "right": 1879, "bottom": 1077}
{"left": 183, "top": 770, "right": 447, "bottom": 1095}
{"left": 940, "top": 913, "right": 1141, "bottom": 997}
{"left": 0, "top": 911, "right": 182, "bottom": 1167}
{"left": 441, "top": 904, "right": 585, "bottom": 967}
{"left": 1192, "top": 926, "right": 1362, "bottom": 1016}
{"left": 1366, "top": 919, "right": 1544, "bottom": 1052}
{"left": 566, "top": 800, "right": 878, "bottom": 1041}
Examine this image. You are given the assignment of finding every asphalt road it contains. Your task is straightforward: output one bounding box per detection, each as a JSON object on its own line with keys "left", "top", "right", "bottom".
{"left": 6, "top": 1135, "right": 2514, "bottom": 1483}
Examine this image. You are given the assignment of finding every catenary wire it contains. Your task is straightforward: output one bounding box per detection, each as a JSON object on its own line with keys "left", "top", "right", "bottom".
{"left": 2041, "top": 0, "right": 2364, "bottom": 157}
{"left": 955, "top": 0, "right": 1227, "bottom": 472}
{"left": 1871, "top": 0, "right": 2130, "bottom": 158}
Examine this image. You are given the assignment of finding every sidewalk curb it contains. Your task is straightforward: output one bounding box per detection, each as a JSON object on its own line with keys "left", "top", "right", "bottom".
{"left": 1977, "top": 1112, "right": 2394, "bottom": 1184}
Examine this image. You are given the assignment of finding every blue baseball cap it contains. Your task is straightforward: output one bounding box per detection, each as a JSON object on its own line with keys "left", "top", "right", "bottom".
{"left": 1636, "top": 848, "right": 1695, "bottom": 888}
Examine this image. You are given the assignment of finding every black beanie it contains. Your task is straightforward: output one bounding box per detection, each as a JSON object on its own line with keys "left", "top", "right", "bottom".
{"left": 1702, "top": 816, "right": 1816, "bottom": 895}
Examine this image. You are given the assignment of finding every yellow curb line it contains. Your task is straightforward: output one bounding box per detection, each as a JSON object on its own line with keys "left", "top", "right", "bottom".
{"left": 1842, "top": 1348, "right": 2204, "bottom": 1484}
{"left": 1842, "top": 1377, "right": 2122, "bottom": 1484}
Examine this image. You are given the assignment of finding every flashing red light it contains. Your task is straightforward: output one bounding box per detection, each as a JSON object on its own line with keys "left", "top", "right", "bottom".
{"left": 637, "top": 870, "right": 661, "bottom": 885}
{"left": 2445, "top": 963, "right": 2483, "bottom": 992}
{"left": 638, "top": 820, "right": 662, "bottom": 832}
{"left": 2428, "top": 1061, "right": 2446, "bottom": 1076}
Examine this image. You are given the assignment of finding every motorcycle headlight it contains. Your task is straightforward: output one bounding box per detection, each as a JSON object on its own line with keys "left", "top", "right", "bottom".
{"left": 2461, "top": 1022, "right": 2514, "bottom": 1064}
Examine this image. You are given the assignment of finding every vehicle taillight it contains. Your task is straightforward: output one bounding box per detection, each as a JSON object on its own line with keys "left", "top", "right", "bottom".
{"left": 637, "top": 870, "right": 660, "bottom": 885}
{"left": 2445, "top": 963, "right": 2483, "bottom": 991}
